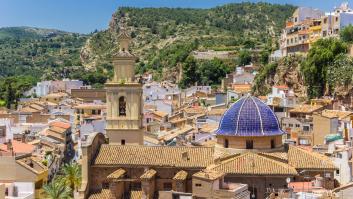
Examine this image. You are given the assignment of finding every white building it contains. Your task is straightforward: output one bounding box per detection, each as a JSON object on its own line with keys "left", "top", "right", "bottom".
{"left": 34, "top": 79, "right": 83, "bottom": 97}
{"left": 327, "top": 139, "right": 352, "bottom": 185}
{"left": 1, "top": 182, "right": 34, "bottom": 199}
{"left": 267, "top": 85, "right": 296, "bottom": 108}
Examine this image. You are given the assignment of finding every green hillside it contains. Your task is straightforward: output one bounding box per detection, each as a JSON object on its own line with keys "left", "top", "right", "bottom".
{"left": 82, "top": 2, "right": 296, "bottom": 86}
{"left": 0, "top": 27, "right": 69, "bottom": 40}
{"left": 0, "top": 27, "right": 87, "bottom": 79}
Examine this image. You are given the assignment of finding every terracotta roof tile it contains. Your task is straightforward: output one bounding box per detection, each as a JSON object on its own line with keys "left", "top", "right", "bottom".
{"left": 321, "top": 110, "right": 353, "bottom": 120}
{"left": 50, "top": 121, "right": 71, "bottom": 129}
{"left": 0, "top": 140, "right": 35, "bottom": 154}
{"left": 125, "top": 190, "right": 143, "bottom": 199}
{"left": 173, "top": 170, "right": 188, "bottom": 181}
{"left": 274, "top": 85, "right": 289, "bottom": 89}
{"left": 184, "top": 107, "right": 206, "bottom": 114}
{"left": 94, "top": 145, "right": 214, "bottom": 168}
{"left": 259, "top": 152, "right": 288, "bottom": 162}
{"left": 207, "top": 108, "right": 227, "bottom": 116}
{"left": 210, "top": 152, "right": 297, "bottom": 176}
{"left": 140, "top": 169, "right": 157, "bottom": 180}
{"left": 232, "top": 84, "right": 252, "bottom": 93}
{"left": 49, "top": 126, "right": 67, "bottom": 134}
{"left": 200, "top": 124, "right": 219, "bottom": 133}
{"left": 73, "top": 104, "right": 106, "bottom": 110}
{"left": 152, "top": 110, "right": 168, "bottom": 118}
{"left": 289, "top": 104, "right": 323, "bottom": 114}
{"left": 288, "top": 145, "right": 336, "bottom": 170}
{"left": 107, "top": 168, "right": 126, "bottom": 180}
{"left": 159, "top": 125, "right": 194, "bottom": 142}
{"left": 193, "top": 169, "right": 224, "bottom": 181}
{"left": 88, "top": 189, "right": 113, "bottom": 199}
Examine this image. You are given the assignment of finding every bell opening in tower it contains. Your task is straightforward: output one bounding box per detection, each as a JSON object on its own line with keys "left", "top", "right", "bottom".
{"left": 119, "top": 96, "right": 126, "bottom": 116}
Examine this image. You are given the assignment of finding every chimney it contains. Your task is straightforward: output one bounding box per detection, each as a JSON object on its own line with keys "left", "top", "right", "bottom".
{"left": 7, "top": 139, "right": 12, "bottom": 151}
{"left": 7, "top": 139, "right": 14, "bottom": 156}
{"left": 21, "top": 134, "right": 26, "bottom": 143}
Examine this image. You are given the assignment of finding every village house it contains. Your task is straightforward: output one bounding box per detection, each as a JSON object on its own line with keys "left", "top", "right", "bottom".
{"left": 71, "top": 88, "right": 107, "bottom": 103}
{"left": 0, "top": 143, "right": 48, "bottom": 198}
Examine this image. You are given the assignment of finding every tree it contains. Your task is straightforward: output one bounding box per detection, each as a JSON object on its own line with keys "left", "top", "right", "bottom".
{"left": 179, "top": 56, "right": 199, "bottom": 88}
{"left": 301, "top": 38, "right": 347, "bottom": 98}
{"left": 327, "top": 54, "right": 353, "bottom": 91}
{"left": 340, "top": 25, "right": 353, "bottom": 43}
{"left": 43, "top": 177, "right": 72, "bottom": 199}
{"left": 197, "top": 58, "right": 230, "bottom": 86}
{"left": 61, "top": 163, "right": 82, "bottom": 192}
{"left": 4, "top": 80, "right": 15, "bottom": 109}
{"left": 237, "top": 50, "right": 252, "bottom": 66}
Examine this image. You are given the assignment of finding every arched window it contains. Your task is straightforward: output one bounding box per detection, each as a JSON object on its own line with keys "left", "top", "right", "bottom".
{"left": 119, "top": 96, "right": 126, "bottom": 116}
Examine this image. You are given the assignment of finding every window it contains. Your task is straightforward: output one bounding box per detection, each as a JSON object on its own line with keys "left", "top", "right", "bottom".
{"left": 224, "top": 139, "right": 229, "bottom": 148}
{"left": 246, "top": 140, "right": 253, "bottom": 149}
{"left": 289, "top": 124, "right": 293, "bottom": 127}
{"left": 121, "top": 139, "right": 125, "bottom": 145}
{"left": 271, "top": 139, "right": 275, "bottom": 149}
{"left": 336, "top": 169, "right": 340, "bottom": 176}
{"left": 295, "top": 124, "right": 300, "bottom": 128}
{"left": 303, "top": 126, "right": 310, "bottom": 132}
{"left": 119, "top": 96, "right": 126, "bottom": 116}
{"left": 195, "top": 183, "right": 202, "bottom": 187}
{"left": 98, "top": 109, "right": 101, "bottom": 115}
{"left": 163, "top": 182, "right": 172, "bottom": 190}
{"left": 92, "top": 110, "right": 96, "bottom": 115}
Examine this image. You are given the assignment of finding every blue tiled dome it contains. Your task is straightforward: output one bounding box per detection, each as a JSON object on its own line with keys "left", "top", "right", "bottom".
{"left": 216, "top": 96, "right": 284, "bottom": 137}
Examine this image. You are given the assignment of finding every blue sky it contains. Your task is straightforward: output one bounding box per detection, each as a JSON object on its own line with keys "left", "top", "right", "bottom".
{"left": 0, "top": 0, "right": 352, "bottom": 33}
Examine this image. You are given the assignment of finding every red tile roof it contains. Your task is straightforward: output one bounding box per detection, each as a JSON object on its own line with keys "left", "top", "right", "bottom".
{"left": 0, "top": 140, "right": 35, "bottom": 154}
{"left": 274, "top": 85, "right": 289, "bottom": 89}
{"left": 50, "top": 121, "right": 71, "bottom": 129}
{"left": 288, "top": 182, "right": 313, "bottom": 192}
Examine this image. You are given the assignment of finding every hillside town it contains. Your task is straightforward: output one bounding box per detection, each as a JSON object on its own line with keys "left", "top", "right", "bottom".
{"left": 1, "top": 2, "right": 353, "bottom": 199}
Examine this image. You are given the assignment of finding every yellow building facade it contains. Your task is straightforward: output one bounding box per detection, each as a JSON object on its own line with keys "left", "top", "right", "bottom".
{"left": 105, "top": 26, "right": 143, "bottom": 145}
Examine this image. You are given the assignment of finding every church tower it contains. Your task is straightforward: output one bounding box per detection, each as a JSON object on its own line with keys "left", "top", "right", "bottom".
{"left": 105, "top": 19, "right": 143, "bottom": 145}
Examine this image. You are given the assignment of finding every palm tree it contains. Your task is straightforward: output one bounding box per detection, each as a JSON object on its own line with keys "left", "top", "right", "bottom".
{"left": 62, "top": 163, "right": 82, "bottom": 192}
{"left": 43, "top": 177, "right": 71, "bottom": 199}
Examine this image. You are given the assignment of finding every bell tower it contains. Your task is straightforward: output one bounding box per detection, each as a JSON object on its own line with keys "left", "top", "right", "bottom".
{"left": 105, "top": 18, "right": 143, "bottom": 145}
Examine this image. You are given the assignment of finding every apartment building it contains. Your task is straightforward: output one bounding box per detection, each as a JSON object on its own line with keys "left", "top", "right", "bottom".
{"left": 280, "top": 3, "right": 353, "bottom": 56}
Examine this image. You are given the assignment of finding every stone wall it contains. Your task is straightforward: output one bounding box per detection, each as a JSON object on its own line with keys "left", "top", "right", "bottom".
{"left": 217, "top": 135, "right": 283, "bottom": 150}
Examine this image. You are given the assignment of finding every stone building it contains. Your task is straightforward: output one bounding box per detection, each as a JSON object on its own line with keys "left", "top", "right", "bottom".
{"left": 79, "top": 96, "right": 337, "bottom": 199}
{"left": 105, "top": 24, "right": 143, "bottom": 145}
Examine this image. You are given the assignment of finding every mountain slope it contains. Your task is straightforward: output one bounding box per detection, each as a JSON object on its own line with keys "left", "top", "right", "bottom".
{"left": 0, "top": 27, "right": 87, "bottom": 79}
{"left": 81, "top": 2, "right": 296, "bottom": 82}
{"left": 0, "top": 27, "right": 69, "bottom": 40}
